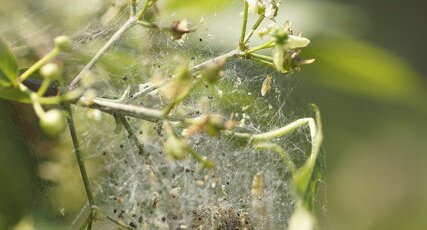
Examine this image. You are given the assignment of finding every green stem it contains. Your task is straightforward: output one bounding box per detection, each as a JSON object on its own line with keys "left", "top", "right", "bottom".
{"left": 230, "top": 117, "right": 316, "bottom": 142}
{"left": 249, "top": 56, "right": 274, "bottom": 68}
{"left": 255, "top": 143, "right": 297, "bottom": 175}
{"left": 86, "top": 218, "right": 93, "bottom": 230}
{"left": 246, "top": 40, "right": 275, "bottom": 54}
{"left": 135, "top": 0, "right": 152, "bottom": 20}
{"left": 65, "top": 105, "right": 95, "bottom": 229}
{"left": 18, "top": 82, "right": 82, "bottom": 105}
{"left": 293, "top": 104, "right": 323, "bottom": 205}
{"left": 135, "top": 20, "right": 158, "bottom": 29}
{"left": 308, "top": 104, "right": 323, "bottom": 160}
{"left": 37, "top": 79, "right": 52, "bottom": 96}
{"left": 239, "top": 1, "right": 249, "bottom": 50}
{"left": 249, "top": 53, "right": 273, "bottom": 62}
{"left": 244, "top": 15, "right": 265, "bottom": 44}
{"left": 30, "top": 93, "right": 45, "bottom": 118}
{"left": 18, "top": 48, "right": 60, "bottom": 82}
{"left": 188, "top": 147, "right": 213, "bottom": 169}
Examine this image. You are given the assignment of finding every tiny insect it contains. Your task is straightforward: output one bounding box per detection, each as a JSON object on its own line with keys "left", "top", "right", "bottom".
{"left": 261, "top": 75, "right": 273, "bottom": 96}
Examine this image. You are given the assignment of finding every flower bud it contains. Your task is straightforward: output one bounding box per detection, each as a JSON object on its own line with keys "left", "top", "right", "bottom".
{"left": 40, "top": 63, "right": 61, "bottom": 80}
{"left": 40, "top": 109, "right": 66, "bottom": 136}
{"left": 54, "top": 36, "right": 72, "bottom": 52}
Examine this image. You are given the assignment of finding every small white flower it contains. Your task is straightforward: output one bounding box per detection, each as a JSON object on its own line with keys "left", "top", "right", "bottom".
{"left": 246, "top": 0, "right": 281, "bottom": 19}
{"left": 262, "top": 0, "right": 281, "bottom": 19}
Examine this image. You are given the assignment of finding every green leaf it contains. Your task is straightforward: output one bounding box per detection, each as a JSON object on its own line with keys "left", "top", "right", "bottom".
{"left": 306, "top": 37, "right": 427, "bottom": 109}
{"left": 0, "top": 38, "right": 18, "bottom": 86}
{"left": 0, "top": 87, "right": 32, "bottom": 103}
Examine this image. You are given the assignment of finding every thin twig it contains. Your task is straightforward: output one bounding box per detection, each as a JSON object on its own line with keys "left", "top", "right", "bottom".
{"left": 106, "top": 216, "right": 133, "bottom": 230}
{"left": 117, "top": 114, "right": 145, "bottom": 156}
{"left": 65, "top": 105, "right": 95, "bottom": 230}
{"left": 87, "top": 98, "right": 168, "bottom": 122}
{"left": 68, "top": 0, "right": 157, "bottom": 90}
{"left": 68, "top": 18, "right": 135, "bottom": 90}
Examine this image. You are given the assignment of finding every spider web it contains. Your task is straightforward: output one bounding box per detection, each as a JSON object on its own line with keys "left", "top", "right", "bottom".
{"left": 0, "top": 0, "right": 322, "bottom": 229}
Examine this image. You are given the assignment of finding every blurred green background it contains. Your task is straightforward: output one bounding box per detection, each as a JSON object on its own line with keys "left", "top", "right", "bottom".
{"left": 0, "top": 0, "right": 426, "bottom": 229}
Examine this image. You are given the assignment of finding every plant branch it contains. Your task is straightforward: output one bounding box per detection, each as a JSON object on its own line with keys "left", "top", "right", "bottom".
{"left": 84, "top": 98, "right": 174, "bottom": 122}
{"left": 117, "top": 114, "right": 145, "bottom": 156}
{"left": 65, "top": 105, "right": 95, "bottom": 229}
{"left": 68, "top": 18, "right": 135, "bottom": 90}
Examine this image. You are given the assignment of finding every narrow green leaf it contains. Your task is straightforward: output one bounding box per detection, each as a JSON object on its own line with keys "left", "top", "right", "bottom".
{"left": 0, "top": 38, "right": 18, "bottom": 85}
